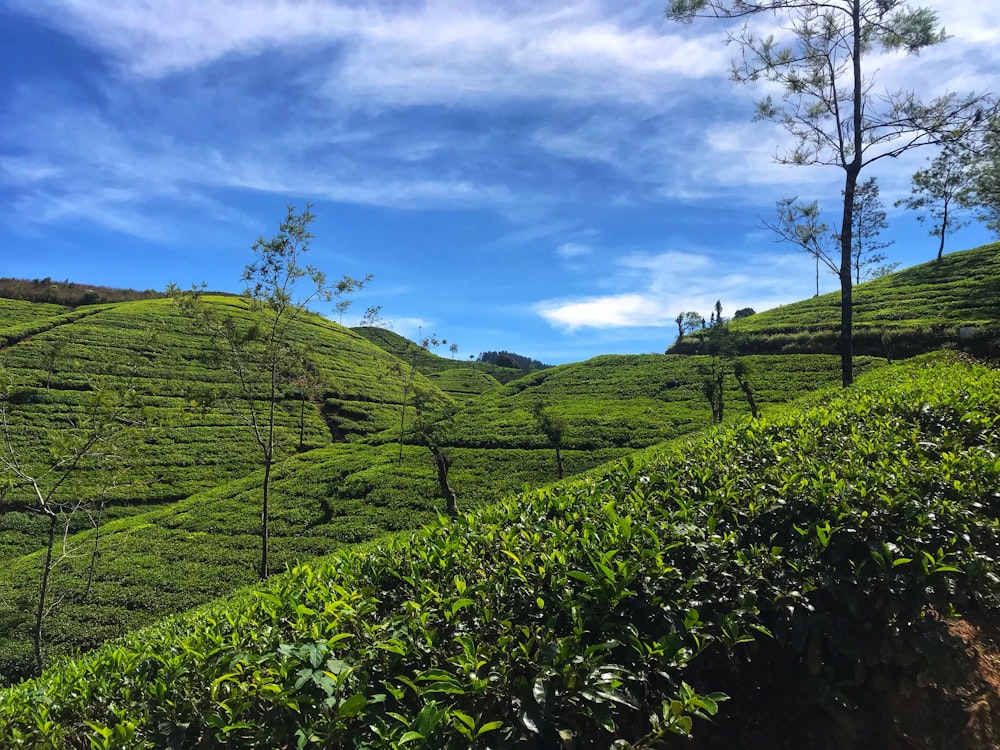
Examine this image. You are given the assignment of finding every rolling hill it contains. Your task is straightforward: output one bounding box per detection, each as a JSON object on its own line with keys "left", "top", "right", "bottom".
{"left": 1, "top": 242, "right": 1000, "bottom": 746}
{"left": 0, "top": 293, "right": 877, "bottom": 682}
{"left": 1, "top": 355, "right": 997, "bottom": 748}
{"left": 669, "top": 241, "right": 1000, "bottom": 357}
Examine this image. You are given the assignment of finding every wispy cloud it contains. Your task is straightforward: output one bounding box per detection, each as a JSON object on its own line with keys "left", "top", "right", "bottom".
{"left": 4, "top": 0, "right": 994, "bottom": 238}
{"left": 12, "top": 1, "right": 726, "bottom": 103}
{"left": 2, "top": 0, "right": 997, "bottom": 365}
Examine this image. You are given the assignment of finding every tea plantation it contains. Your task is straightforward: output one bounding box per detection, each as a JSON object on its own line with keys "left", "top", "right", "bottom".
{"left": 0, "top": 294, "right": 861, "bottom": 682}
{"left": 0, "top": 297, "right": 442, "bottom": 562}
{"left": 670, "top": 241, "right": 1000, "bottom": 356}
{"left": 1, "top": 356, "right": 997, "bottom": 748}
{"left": 1, "top": 243, "right": 1000, "bottom": 747}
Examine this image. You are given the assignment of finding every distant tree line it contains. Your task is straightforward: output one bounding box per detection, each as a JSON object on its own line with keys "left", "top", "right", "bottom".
{"left": 477, "top": 350, "right": 550, "bottom": 371}
{"left": 0, "top": 277, "right": 167, "bottom": 307}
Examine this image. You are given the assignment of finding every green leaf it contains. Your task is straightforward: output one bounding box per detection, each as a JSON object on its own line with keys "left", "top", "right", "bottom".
{"left": 477, "top": 721, "right": 503, "bottom": 736}
{"left": 452, "top": 712, "right": 475, "bottom": 731}
{"left": 338, "top": 694, "right": 367, "bottom": 717}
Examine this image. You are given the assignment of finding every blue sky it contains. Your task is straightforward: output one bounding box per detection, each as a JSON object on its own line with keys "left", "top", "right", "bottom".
{"left": 1, "top": 1, "right": 998, "bottom": 364}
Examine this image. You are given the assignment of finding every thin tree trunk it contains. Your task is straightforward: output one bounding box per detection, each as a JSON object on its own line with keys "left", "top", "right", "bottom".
{"left": 840, "top": 186, "right": 856, "bottom": 388}
{"left": 260, "top": 457, "right": 271, "bottom": 580}
{"left": 81, "top": 502, "right": 105, "bottom": 603}
{"left": 736, "top": 376, "right": 758, "bottom": 418}
{"left": 430, "top": 446, "right": 458, "bottom": 517}
{"left": 840, "top": 0, "right": 863, "bottom": 389}
{"left": 398, "top": 369, "right": 414, "bottom": 463}
{"left": 34, "top": 514, "right": 56, "bottom": 675}
{"left": 298, "top": 395, "right": 306, "bottom": 452}
{"left": 261, "top": 353, "right": 278, "bottom": 581}
{"left": 937, "top": 200, "right": 948, "bottom": 261}
{"left": 716, "top": 370, "right": 724, "bottom": 423}
{"left": 555, "top": 445, "right": 563, "bottom": 479}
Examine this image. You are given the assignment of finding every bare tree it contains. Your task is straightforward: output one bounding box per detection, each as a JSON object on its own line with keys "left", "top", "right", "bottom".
{"left": 763, "top": 198, "right": 838, "bottom": 297}
{"left": 0, "top": 368, "right": 141, "bottom": 674}
{"left": 171, "top": 204, "right": 370, "bottom": 580}
{"left": 846, "top": 177, "right": 894, "bottom": 284}
{"left": 412, "top": 391, "right": 459, "bottom": 517}
{"left": 396, "top": 330, "right": 445, "bottom": 462}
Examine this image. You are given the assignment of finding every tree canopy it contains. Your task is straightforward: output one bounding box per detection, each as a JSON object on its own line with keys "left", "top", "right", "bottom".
{"left": 666, "top": 0, "right": 993, "bottom": 385}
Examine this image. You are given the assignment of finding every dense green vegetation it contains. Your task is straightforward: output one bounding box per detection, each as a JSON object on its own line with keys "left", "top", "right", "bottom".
{"left": 2, "top": 356, "right": 997, "bottom": 748}
{"left": 477, "top": 350, "right": 549, "bottom": 372}
{"left": 436, "top": 353, "right": 881, "bottom": 450}
{"left": 0, "top": 440, "right": 625, "bottom": 683}
{"left": 0, "top": 298, "right": 442, "bottom": 559}
{"left": 0, "top": 292, "right": 884, "bottom": 684}
{"left": 424, "top": 367, "right": 503, "bottom": 400}
{"left": 2, "top": 241, "right": 999, "bottom": 745}
{"left": 670, "top": 242, "right": 1000, "bottom": 356}
{"left": 0, "top": 298, "right": 70, "bottom": 330}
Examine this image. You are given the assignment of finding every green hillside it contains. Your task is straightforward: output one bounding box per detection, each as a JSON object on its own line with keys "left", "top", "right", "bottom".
{"left": 0, "top": 297, "right": 445, "bottom": 561}
{"left": 0, "top": 294, "right": 879, "bottom": 683}
{"left": 2, "top": 239, "right": 999, "bottom": 732}
{"left": 669, "top": 242, "right": 1000, "bottom": 356}
{"left": 0, "top": 440, "right": 625, "bottom": 683}
{"left": 0, "top": 297, "right": 70, "bottom": 330}
{"left": 2, "top": 356, "right": 997, "bottom": 748}
{"left": 430, "top": 353, "right": 881, "bottom": 450}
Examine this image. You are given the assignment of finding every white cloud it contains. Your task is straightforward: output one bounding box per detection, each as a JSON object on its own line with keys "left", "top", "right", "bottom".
{"left": 537, "top": 249, "right": 826, "bottom": 331}
{"left": 0, "top": 156, "right": 62, "bottom": 184}
{"left": 537, "top": 293, "right": 670, "bottom": 330}
{"left": 3, "top": 0, "right": 996, "bottom": 233}
{"left": 556, "top": 242, "right": 592, "bottom": 258}
{"left": 10, "top": 0, "right": 726, "bottom": 107}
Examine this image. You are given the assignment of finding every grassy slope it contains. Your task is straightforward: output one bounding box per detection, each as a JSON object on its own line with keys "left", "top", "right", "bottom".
{"left": 0, "top": 298, "right": 70, "bottom": 331}
{"left": 0, "top": 297, "right": 445, "bottom": 560}
{"left": 0, "top": 439, "right": 622, "bottom": 683}
{"left": 669, "top": 242, "right": 1000, "bottom": 356}
{"left": 433, "top": 353, "right": 883, "bottom": 449}
{"left": 738, "top": 241, "right": 1000, "bottom": 332}
{"left": 2, "top": 356, "right": 997, "bottom": 749}
{"left": 424, "top": 367, "right": 503, "bottom": 399}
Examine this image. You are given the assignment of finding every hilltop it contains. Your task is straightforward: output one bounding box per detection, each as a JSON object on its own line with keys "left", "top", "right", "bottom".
{"left": 669, "top": 241, "right": 1000, "bottom": 358}
{"left": 0, "top": 277, "right": 167, "bottom": 307}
